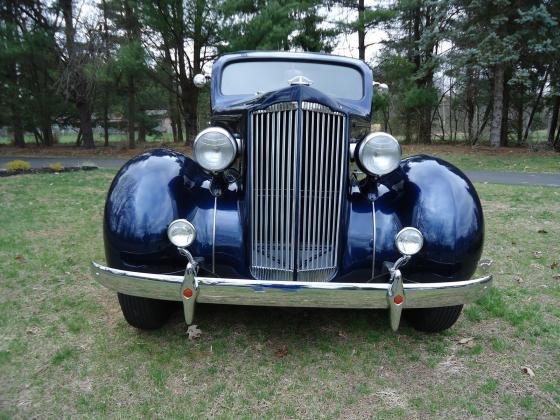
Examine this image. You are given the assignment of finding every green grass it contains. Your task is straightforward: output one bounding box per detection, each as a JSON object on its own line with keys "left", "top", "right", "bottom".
{"left": 0, "top": 172, "right": 559, "bottom": 417}
{"left": 402, "top": 145, "right": 560, "bottom": 173}
{"left": 432, "top": 153, "right": 559, "bottom": 173}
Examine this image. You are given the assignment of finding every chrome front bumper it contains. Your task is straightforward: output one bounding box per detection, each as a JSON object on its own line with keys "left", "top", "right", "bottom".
{"left": 91, "top": 261, "right": 492, "bottom": 331}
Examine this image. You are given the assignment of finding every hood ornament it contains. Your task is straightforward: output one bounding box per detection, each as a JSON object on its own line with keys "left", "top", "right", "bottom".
{"left": 288, "top": 75, "right": 313, "bottom": 86}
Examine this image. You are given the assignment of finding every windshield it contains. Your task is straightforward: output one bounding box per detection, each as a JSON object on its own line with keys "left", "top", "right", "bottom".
{"left": 221, "top": 60, "right": 364, "bottom": 100}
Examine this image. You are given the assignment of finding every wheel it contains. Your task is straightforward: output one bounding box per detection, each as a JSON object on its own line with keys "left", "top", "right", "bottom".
{"left": 406, "top": 305, "right": 463, "bottom": 333}
{"left": 117, "top": 293, "right": 173, "bottom": 330}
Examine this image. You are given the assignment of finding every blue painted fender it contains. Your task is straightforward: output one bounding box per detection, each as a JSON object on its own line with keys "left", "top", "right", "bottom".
{"left": 338, "top": 155, "right": 484, "bottom": 282}
{"left": 105, "top": 150, "right": 212, "bottom": 274}
{"left": 398, "top": 155, "right": 484, "bottom": 282}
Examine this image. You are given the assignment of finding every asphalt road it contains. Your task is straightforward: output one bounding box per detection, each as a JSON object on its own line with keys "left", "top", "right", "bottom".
{"left": 1, "top": 155, "right": 559, "bottom": 187}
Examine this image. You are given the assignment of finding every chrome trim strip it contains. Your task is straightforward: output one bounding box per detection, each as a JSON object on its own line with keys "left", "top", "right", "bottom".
{"left": 291, "top": 107, "right": 299, "bottom": 275}
{"left": 212, "top": 196, "right": 217, "bottom": 274}
{"left": 254, "top": 102, "right": 298, "bottom": 113}
{"left": 301, "top": 101, "right": 343, "bottom": 115}
{"left": 371, "top": 200, "right": 376, "bottom": 280}
{"left": 92, "top": 261, "right": 493, "bottom": 310}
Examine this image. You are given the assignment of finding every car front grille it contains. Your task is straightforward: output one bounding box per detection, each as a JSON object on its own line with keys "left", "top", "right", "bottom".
{"left": 250, "top": 101, "right": 346, "bottom": 281}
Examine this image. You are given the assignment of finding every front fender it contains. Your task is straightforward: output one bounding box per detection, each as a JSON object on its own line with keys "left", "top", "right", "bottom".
{"left": 398, "top": 155, "right": 484, "bottom": 282}
{"left": 104, "top": 149, "right": 214, "bottom": 274}
{"left": 339, "top": 155, "right": 484, "bottom": 283}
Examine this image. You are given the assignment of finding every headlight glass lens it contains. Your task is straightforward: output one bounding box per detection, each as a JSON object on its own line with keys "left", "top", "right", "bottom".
{"left": 358, "top": 132, "right": 401, "bottom": 176}
{"left": 193, "top": 127, "right": 237, "bottom": 171}
{"left": 395, "top": 227, "right": 424, "bottom": 255}
{"left": 167, "top": 219, "right": 196, "bottom": 247}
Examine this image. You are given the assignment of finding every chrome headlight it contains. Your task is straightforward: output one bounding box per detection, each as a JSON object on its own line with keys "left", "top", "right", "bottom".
{"left": 193, "top": 127, "right": 237, "bottom": 172}
{"left": 167, "top": 219, "right": 196, "bottom": 247}
{"left": 357, "top": 132, "right": 401, "bottom": 176}
{"left": 395, "top": 227, "right": 423, "bottom": 256}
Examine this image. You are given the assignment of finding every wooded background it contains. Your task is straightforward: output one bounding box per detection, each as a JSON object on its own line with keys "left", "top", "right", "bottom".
{"left": 1, "top": 0, "right": 559, "bottom": 150}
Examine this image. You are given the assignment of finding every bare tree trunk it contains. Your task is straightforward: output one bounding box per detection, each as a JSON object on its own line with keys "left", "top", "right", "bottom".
{"left": 124, "top": 1, "right": 136, "bottom": 149}
{"left": 449, "top": 84, "right": 455, "bottom": 141}
{"left": 138, "top": 112, "right": 146, "bottom": 143}
{"left": 102, "top": 0, "right": 110, "bottom": 147}
{"left": 453, "top": 109, "right": 459, "bottom": 142}
{"left": 127, "top": 74, "right": 136, "bottom": 148}
{"left": 176, "top": 111, "right": 184, "bottom": 143}
{"left": 61, "top": 0, "right": 94, "bottom": 149}
{"left": 170, "top": 119, "right": 178, "bottom": 142}
{"left": 474, "top": 101, "right": 492, "bottom": 145}
{"left": 169, "top": 89, "right": 178, "bottom": 142}
{"left": 466, "top": 70, "right": 475, "bottom": 144}
{"left": 103, "top": 96, "right": 109, "bottom": 147}
{"left": 418, "top": 102, "right": 433, "bottom": 144}
{"left": 516, "top": 102, "right": 523, "bottom": 145}
{"left": 11, "top": 105, "right": 25, "bottom": 147}
{"left": 555, "top": 121, "right": 560, "bottom": 151}
{"left": 39, "top": 111, "right": 54, "bottom": 146}
{"left": 548, "top": 95, "right": 560, "bottom": 146}
{"left": 500, "top": 68, "right": 511, "bottom": 147}
{"left": 7, "top": 54, "right": 25, "bottom": 147}
{"left": 358, "top": 0, "right": 365, "bottom": 60}
{"left": 490, "top": 64, "right": 504, "bottom": 148}
{"left": 405, "top": 117, "right": 412, "bottom": 143}
{"left": 4, "top": 1, "right": 25, "bottom": 147}
{"left": 77, "top": 102, "right": 94, "bottom": 148}
{"left": 382, "top": 109, "right": 389, "bottom": 132}
{"left": 437, "top": 108, "right": 445, "bottom": 141}
{"left": 523, "top": 69, "right": 548, "bottom": 143}
{"left": 33, "top": 129, "right": 41, "bottom": 145}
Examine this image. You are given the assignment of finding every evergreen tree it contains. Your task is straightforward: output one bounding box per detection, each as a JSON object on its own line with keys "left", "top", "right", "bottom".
{"left": 220, "top": 0, "right": 338, "bottom": 52}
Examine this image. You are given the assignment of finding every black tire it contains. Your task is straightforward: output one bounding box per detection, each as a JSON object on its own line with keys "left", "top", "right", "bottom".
{"left": 117, "top": 293, "right": 173, "bottom": 330}
{"left": 406, "top": 305, "right": 463, "bottom": 333}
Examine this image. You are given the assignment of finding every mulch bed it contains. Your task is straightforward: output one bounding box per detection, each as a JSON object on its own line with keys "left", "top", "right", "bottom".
{"left": 0, "top": 166, "right": 98, "bottom": 177}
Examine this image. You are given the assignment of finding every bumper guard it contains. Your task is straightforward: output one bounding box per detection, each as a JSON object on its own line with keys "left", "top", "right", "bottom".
{"left": 91, "top": 261, "right": 492, "bottom": 331}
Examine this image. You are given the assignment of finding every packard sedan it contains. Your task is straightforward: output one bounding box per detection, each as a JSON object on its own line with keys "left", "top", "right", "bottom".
{"left": 91, "top": 51, "right": 492, "bottom": 332}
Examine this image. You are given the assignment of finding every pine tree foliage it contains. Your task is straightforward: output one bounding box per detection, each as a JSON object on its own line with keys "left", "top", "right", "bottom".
{"left": 219, "top": 0, "right": 337, "bottom": 52}
{"left": 0, "top": 0, "right": 559, "bottom": 150}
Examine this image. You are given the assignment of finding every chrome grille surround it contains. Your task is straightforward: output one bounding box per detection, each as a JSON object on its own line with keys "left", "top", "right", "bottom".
{"left": 250, "top": 101, "right": 346, "bottom": 282}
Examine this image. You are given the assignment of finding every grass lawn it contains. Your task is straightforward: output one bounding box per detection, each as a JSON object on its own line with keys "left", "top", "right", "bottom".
{"left": 402, "top": 145, "right": 560, "bottom": 174}
{"left": 1, "top": 171, "right": 559, "bottom": 417}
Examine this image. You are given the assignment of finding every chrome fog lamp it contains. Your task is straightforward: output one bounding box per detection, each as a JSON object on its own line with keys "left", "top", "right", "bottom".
{"left": 167, "top": 219, "right": 196, "bottom": 247}
{"left": 193, "top": 127, "right": 237, "bottom": 172}
{"left": 357, "top": 132, "right": 401, "bottom": 176}
{"left": 395, "top": 227, "right": 423, "bottom": 256}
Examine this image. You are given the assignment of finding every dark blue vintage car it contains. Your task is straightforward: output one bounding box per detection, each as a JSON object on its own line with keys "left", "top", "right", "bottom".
{"left": 91, "top": 51, "right": 492, "bottom": 332}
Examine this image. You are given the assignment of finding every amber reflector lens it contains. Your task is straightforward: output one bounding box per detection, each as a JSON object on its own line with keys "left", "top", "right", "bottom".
{"left": 393, "top": 295, "right": 404, "bottom": 305}
{"left": 183, "top": 288, "right": 193, "bottom": 298}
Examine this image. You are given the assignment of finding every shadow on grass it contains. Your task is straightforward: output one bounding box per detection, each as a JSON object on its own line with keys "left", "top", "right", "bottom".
{"left": 135, "top": 303, "right": 425, "bottom": 343}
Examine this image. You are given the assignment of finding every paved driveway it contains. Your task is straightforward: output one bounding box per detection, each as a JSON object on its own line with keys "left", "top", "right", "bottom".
{"left": 1, "top": 155, "right": 559, "bottom": 187}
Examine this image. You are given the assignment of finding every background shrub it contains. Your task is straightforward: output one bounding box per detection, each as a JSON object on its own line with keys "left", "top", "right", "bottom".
{"left": 48, "top": 162, "right": 65, "bottom": 172}
{"left": 5, "top": 160, "right": 32, "bottom": 172}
